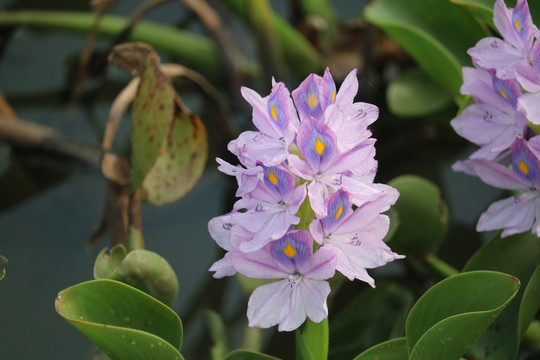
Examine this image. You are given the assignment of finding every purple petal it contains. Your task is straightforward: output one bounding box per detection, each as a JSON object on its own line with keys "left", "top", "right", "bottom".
{"left": 231, "top": 248, "right": 289, "bottom": 279}
{"left": 292, "top": 74, "right": 324, "bottom": 121}
{"left": 518, "top": 92, "right": 540, "bottom": 125}
{"left": 511, "top": 137, "right": 540, "bottom": 187}
{"left": 209, "top": 252, "right": 236, "bottom": 278}
{"left": 307, "top": 180, "right": 330, "bottom": 218}
{"left": 247, "top": 280, "right": 291, "bottom": 329}
{"left": 231, "top": 131, "right": 290, "bottom": 167}
{"left": 300, "top": 278, "right": 330, "bottom": 324}
{"left": 477, "top": 192, "right": 538, "bottom": 237}
{"left": 303, "top": 246, "right": 336, "bottom": 280}
{"left": 468, "top": 37, "right": 525, "bottom": 79}
{"left": 276, "top": 285, "right": 307, "bottom": 332}
{"left": 469, "top": 158, "right": 530, "bottom": 190}
{"left": 270, "top": 230, "right": 313, "bottom": 273}
{"left": 296, "top": 117, "right": 337, "bottom": 172}
{"left": 320, "top": 189, "right": 352, "bottom": 232}
{"left": 335, "top": 68, "right": 358, "bottom": 106}
{"left": 263, "top": 166, "right": 296, "bottom": 199}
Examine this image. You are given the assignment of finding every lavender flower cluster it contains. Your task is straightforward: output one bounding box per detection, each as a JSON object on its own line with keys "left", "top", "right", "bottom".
{"left": 452, "top": 0, "right": 540, "bottom": 237}
{"left": 208, "top": 68, "right": 403, "bottom": 331}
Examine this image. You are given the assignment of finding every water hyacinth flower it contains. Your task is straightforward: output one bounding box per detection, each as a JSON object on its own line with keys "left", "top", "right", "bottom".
{"left": 231, "top": 230, "right": 336, "bottom": 331}
{"left": 467, "top": 137, "right": 540, "bottom": 237}
{"left": 309, "top": 189, "right": 404, "bottom": 286}
{"left": 452, "top": 0, "right": 540, "bottom": 238}
{"left": 209, "top": 67, "right": 403, "bottom": 331}
{"left": 468, "top": 0, "right": 539, "bottom": 80}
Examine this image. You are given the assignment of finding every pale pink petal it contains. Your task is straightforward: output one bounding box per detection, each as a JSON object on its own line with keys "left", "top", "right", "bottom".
{"left": 301, "top": 278, "right": 330, "bottom": 324}
{"left": 231, "top": 249, "right": 289, "bottom": 278}
{"left": 247, "top": 280, "right": 291, "bottom": 329}
{"left": 209, "top": 252, "right": 236, "bottom": 278}
{"left": 477, "top": 192, "right": 538, "bottom": 237}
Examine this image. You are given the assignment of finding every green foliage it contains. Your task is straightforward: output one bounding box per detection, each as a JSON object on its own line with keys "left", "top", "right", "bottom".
{"left": 224, "top": 349, "right": 282, "bottom": 360}
{"left": 387, "top": 67, "right": 453, "bottom": 118}
{"left": 55, "top": 279, "right": 183, "bottom": 360}
{"left": 353, "top": 337, "right": 409, "bottom": 360}
{"left": 0, "top": 255, "right": 6, "bottom": 281}
{"left": 450, "top": 0, "right": 496, "bottom": 27}
{"left": 364, "top": 0, "right": 488, "bottom": 98}
{"left": 463, "top": 233, "right": 540, "bottom": 359}
{"left": 204, "top": 310, "right": 229, "bottom": 360}
{"left": 0, "top": 11, "right": 222, "bottom": 77}
{"left": 94, "top": 245, "right": 179, "bottom": 307}
{"left": 406, "top": 271, "right": 519, "bottom": 359}
{"left": 296, "top": 319, "right": 328, "bottom": 360}
{"left": 386, "top": 175, "right": 448, "bottom": 255}
{"left": 127, "top": 46, "right": 208, "bottom": 203}
{"left": 330, "top": 284, "right": 414, "bottom": 359}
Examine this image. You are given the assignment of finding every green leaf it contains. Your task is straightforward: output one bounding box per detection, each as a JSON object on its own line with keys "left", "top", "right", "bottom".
{"left": 463, "top": 232, "right": 540, "bottom": 359}
{"left": 519, "top": 265, "right": 540, "bottom": 341}
{"left": 94, "top": 245, "right": 128, "bottom": 279}
{"left": 387, "top": 67, "right": 453, "bottom": 118}
{"left": 141, "top": 109, "right": 207, "bottom": 205}
{"left": 330, "top": 284, "right": 413, "bottom": 359}
{"left": 406, "top": 271, "right": 520, "bottom": 360}
{"left": 110, "top": 43, "right": 208, "bottom": 204}
{"left": 94, "top": 246, "right": 179, "bottom": 307}
{"left": 204, "top": 309, "right": 229, "bottom": 360}
{"left": 296, "top": 319, "right": 328, "bottom": 360}
{"left": 364, "top": 0, "right": 487, "bottom": 97}
{"left": 450, "top": 0, "right": 495, "bottom": 28}
{"left": 386, "top": 175, "right": 448, "bottom": 255}
{"left": 353, "top": 337, "right": 409, "bottom": 360}
{"left": 130, "top": 50, "right": 177, "bottom": 190}
{"left": 224, "top": 349, "right": 282, "bottom": 360}
{"left": 0, "top": 255, "right": 6, "bottom": 281}
{"left": 55, "top": 279, "right": 183, "bottom": 360}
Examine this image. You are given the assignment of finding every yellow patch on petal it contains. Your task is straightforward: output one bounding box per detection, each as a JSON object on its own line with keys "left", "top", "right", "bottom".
{"left": 519, "top": 160, "right": 530, "bottom": 175}
{"left": 271, "top": 104, "right": 278, "bottom": 122}
{"left": 283, "top": 242, "right": 297, "bottom": 258}
{"left": 499, "top": 87, "right": 509, "bottom": 100}
{"left": 314, "top": 137, "right": 325, "bottom": 155}
{"left": 308, "top": 92, "right": 319, "bottom": 110}
{"left": 516, "top": 18, "right": 521, "bottom": 32}
{"left": 331, "top": 89, "right": 336, "bottom": 104}
{"left": 267, "top": 170, "right": 278, "bottom": 186}
{"left": 335, "top": 204, "right": 343, "bottom": 219}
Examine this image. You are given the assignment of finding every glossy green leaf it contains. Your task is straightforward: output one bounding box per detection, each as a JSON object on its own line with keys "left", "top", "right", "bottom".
{"left": 463, "top": 232, "right": 540, "bottom": 359}
{"left": 364, "top": 0, "right": 487, "bottom": 97}
{"left": 387, "top": 67, "right": 453, "bottom": 118}
{"left": 94, "top": 246, "right": 179, "bottom": 307}
{"left": 94, "top": 244, "right": 128, "bottom": 280}
{"left": 519, "top": 266, "right": 540, "bottom": 341}
{"left": 205, "top": 309, "right": 228, "bottom": 360}
{"left": 353, "top": 337, "right": 409, "bottom": 360}
{"left": 55, "top": 279, "right": 183, "bottom": 360}
{"left": 330, "top": 284, "right": 413, "bottom": 359}
{"left": 386, "top": 175, "right": 448, "bottom": 255}
{"left": 406, "top": 271, "right": 520, "bottom": 360}
{"left": 296, "top": 319, "right": 328, "bottom": 360}
{"left": 450, "top": 0, "right": 495, "bottom": 28}
{"left": 224, "top": 349, "right": 282, "bottom": 360}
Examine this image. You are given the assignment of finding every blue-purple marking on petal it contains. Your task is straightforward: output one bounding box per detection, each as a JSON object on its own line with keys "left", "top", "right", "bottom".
{"left": 270, "top": 230, "right": 313, "bottom": 273}
{"left": 512, "top": 137, "right": 540, "bottom": 187}
{"left": 321, "top": 189, "right": 351, "bottom": 231}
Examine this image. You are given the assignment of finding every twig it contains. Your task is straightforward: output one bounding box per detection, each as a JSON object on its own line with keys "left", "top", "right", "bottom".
{"left": 0, "top": 117, "right": 101, "bottom": 167}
